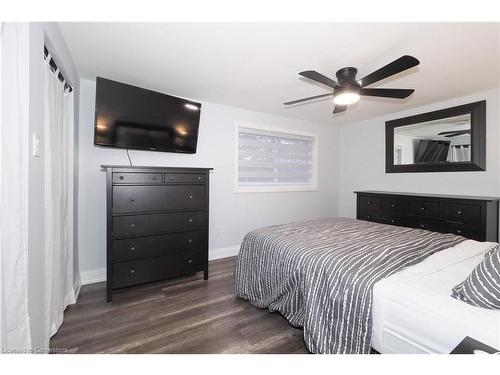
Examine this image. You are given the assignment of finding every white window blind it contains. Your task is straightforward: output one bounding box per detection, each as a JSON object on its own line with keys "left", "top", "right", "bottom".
{"left": 237, "top": 126, "right": 317, "bottom": 192}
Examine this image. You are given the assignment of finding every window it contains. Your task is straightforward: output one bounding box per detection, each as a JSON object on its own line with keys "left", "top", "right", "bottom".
{"left": 394, "top": 144, "right": 403, "bottom": 165}
{"left": 235, "top": 124, "right": 318, "bottom": 193}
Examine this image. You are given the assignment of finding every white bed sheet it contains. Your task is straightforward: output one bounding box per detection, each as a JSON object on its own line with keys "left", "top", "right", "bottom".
{"left": 372, "top": 239, "right": 500, "bottom": 354}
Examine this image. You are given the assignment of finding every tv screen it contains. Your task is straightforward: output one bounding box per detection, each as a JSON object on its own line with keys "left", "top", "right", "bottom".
{"left": 414, "top": 139, "right": 450, "bottom": 163}
{"left": 94, "top": 77, "right": 201, "bottom": 153}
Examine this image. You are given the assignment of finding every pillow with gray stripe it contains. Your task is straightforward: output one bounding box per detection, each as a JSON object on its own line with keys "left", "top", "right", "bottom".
{"left": 451, "top": 244, "right": 500, "bottom": 309}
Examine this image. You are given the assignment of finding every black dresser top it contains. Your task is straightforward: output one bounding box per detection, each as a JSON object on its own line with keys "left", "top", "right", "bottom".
{"left": 355, "top": 190, "right": 500, "bottom": 202}
{"left": 101, "top": 165, "right": 213, "bottom": 172}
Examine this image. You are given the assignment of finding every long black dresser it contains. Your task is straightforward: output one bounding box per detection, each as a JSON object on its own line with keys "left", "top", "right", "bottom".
{"left": 102, "top": 165, "right": 212, "bottom": 301}
{"left": 355, "top": 191, "right": 499, "bottom": 242}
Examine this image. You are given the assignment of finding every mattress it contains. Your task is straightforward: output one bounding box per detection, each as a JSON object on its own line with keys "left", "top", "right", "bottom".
{"left": 372, "top": 239, "right": 500, "bottom": 354}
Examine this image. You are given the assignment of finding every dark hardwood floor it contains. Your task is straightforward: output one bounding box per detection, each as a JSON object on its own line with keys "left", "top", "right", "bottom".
{"left": 50, "top": 257, "right": 309, "bottom": 354}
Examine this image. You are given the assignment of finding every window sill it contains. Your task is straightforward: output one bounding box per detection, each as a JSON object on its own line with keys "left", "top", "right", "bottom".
{"left": 234, "top": 185, "right": 319, "bottom": 194}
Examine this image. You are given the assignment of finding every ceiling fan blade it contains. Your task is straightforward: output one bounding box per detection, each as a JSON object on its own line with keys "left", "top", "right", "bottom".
{"left": 299, "top": 70, "right": 343, "bottom": 89}
{"left": 333, "top": 105, "right": 346, "bottom": 114}
{"left": 359, "top": 88, "right": 415, "bottom": 99}
{"left": 284, "top": 93, "right": 333, "bottom": 105}
{"left": 358, "top": 55, "right": 420, "bottom": 87}
{"left": 438, "top": 130, "right": 471, "bottom": 137}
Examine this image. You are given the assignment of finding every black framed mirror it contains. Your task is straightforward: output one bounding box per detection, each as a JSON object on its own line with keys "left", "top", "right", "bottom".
{"left": 386, "top": 100, "right": 486, "bottom": 173}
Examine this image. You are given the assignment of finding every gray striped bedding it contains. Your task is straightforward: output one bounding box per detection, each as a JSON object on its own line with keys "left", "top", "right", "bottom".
{"left": 452, "top": 244, "right": 500, "bottom": 309}
{"left": 234, "top": 217, "right": 465, "bottom": 354}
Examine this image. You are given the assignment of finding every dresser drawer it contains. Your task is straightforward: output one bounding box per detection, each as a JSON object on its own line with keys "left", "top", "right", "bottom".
{"left": 407, "top": 200, "right": 440, "bottom": 217}
{"left": 358, "top": 196, "right": 381, "bottom": 211}
{"left": 112, "top": 172, "right": 162, "bottom": 184}
{"left": 164, "top": 173, "right": 206, "bottom": 184}
{"left": 112, "top": 250, "right": 206, "bottom": 288}
{"left": 441, "top": 202, "right": 481, "bottom": 223}
{"left": 113, "top": 211, "right": 205, "bottom": 237}
{"left": 112, "top": 231, "right": 206, "bottom": 261}
{"left": 357, "top": 210, "right": 387, "bottom": 223}
{"left": 113, "top": 185, "right": 205, "bottom": 213}
{"left": 358, "top": 210, "right": 375, "bottom": 221}
{"left": 381, "top": 198, "right": 408, "bottom": 213}
{"left": 405, "top": 217, "right": 445, "bottom": 232}
{"left": 444, "top": 222, "right": 483, "bottom": 240}
{"left": 358, "top": 211, "right": 402, "bottom": 226}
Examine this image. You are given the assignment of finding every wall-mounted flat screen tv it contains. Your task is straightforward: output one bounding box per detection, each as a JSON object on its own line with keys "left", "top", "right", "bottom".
{"left": 94, "top": 77, "right": 201, "bottom": 153}
{"left": 414, "top": 139, "right": 450, "bottom": 163}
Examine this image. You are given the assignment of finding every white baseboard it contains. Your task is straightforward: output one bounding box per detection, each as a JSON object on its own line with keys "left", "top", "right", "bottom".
{"left": 79, "top": 245, "right": 241, "bottom": 286}
{"left": 209, "top": 245, "right": 240, "bottom": 261}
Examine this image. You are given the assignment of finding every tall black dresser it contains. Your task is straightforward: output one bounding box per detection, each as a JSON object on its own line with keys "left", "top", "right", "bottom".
{"left": 102, "top": 165, "right": 212, "bottom": 301}
{"left": 355, "top": 191, "right": 499, "bottom": 242}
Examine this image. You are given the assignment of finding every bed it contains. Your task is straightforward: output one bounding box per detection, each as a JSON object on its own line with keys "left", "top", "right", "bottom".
{"left": 372, "top": 239, "right": 500, "bottom": 353}
{"left": 234, "top": 217, "right": 498, "bottom": 354}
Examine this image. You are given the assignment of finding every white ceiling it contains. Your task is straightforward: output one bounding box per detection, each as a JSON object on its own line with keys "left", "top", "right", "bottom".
{"left": 395, "top": 114, "right": 470, "bottom": 140}
{"left": 58, "top": 22, "right": 500, "bottom": 125}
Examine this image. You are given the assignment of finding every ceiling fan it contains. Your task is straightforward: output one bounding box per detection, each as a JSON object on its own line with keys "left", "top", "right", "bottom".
{"left": 437, "top": 130, "right": 471, "bottom": 138}
{"left": 284, "top": 55, "right": 420, "bottom": 114}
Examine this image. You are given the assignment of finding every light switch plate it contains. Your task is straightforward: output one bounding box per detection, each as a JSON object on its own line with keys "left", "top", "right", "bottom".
{"left": 32, "top": 133, "right": 40, "bottom": 157}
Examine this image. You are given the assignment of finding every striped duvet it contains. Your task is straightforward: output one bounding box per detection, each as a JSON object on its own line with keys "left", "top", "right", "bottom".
{"left": 234, "top": 217, "right": 465, "bottom": 354}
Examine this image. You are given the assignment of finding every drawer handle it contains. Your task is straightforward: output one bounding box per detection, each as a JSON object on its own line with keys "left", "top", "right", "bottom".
{"left": 197, "top": 176, "right": 202, "bottom": 180}
{"left": 367, "top": 201, "right": 372, "bottom": 205}
{"left": 130, "top": 224, "right": 135, "bottom": 228}
{"left": 130, "top": 268, "right": 136, "bottom": 274}
{"left": 152, "top": 176, "right": 157, "bottom": 181}
{"left": 391, "top": 204, "right": 396, "bottom": 208}
{"left": 188, "top": 218, "right": 193, "bottom": 223}
{"left": 119, "top": 175, "right": 124, "bottom": 180}
{"left": 170, "top": 176, "right": 174, "bottom": 181}
{"left": 420, "top": 207, "right": 425, "bottom": 211}
{"left": 188, "top": 195, "right": 193, "bottom": 199}
{"left": 456, "top": 229, "right": 462, "bottom": 234}
{"left": 367, "top": 215, "right": 372, "bottom": 219}
{"left": 188, "top": 259, "right": 193, "bottom": 264}
{"left": 130, "top": 246, "right": 136, "bottom": 251}
{"left": 188, "top": 239, "right": 192, "bottom": 243}
{"left": 457, "top": 210, "right": 463, "bottom": 215}
{"left": 391, "top": 219, "right": 395, "bottom": 224}
{"left": 419, "top": 224, "right": 425, "bottom": 229}
{"left": 130, "top": 197, "right": 135, "bottom": 202}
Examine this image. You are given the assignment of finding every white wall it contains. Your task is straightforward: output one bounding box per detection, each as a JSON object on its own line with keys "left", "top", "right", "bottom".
{"left": 27, "top": 22, "right": 80, "bottom": 349}
{"left": 78, "top": 79, "right": 339, "bottom": 284}
{"left": 338, "top": 88, "right": 500, "bottom": 218}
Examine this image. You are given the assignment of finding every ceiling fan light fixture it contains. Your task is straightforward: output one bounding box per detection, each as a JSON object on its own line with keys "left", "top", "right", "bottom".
{"left": 287, "top": 55, "right": 420, "bottom": 113}
{"left": 333, "top": 91, "right": 360, "bottom": 106}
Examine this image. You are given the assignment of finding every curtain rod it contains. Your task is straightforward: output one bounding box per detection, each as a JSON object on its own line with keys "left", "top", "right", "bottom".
{"left": 44, "top": 45, "right": 73, "bottom": 93}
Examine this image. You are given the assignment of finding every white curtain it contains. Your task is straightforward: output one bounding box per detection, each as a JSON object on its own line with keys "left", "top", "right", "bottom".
{"left": 43, "top": 52, "right": 76, "bottom": 337}
{"left": 0, "top": 22, "right": 32, "bottom": 351}
{"left": 0, "top": 19, "right": 3, "bottom": 352}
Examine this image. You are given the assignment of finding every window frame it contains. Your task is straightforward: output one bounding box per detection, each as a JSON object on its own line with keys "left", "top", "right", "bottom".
{"left": 234, "top": 122, "right": 319, "bottom": 193}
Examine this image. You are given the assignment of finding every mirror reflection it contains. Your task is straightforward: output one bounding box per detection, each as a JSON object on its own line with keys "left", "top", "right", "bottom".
{"left": 393, "top": 114, "right": 471, "bottom": 165}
